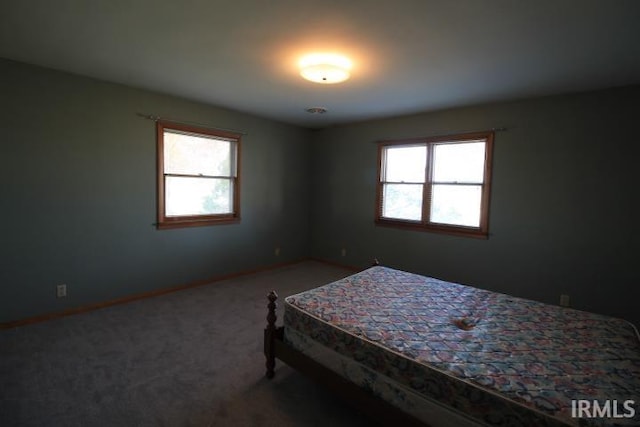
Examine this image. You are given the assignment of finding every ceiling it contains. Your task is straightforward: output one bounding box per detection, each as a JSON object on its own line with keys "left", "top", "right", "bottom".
{"left": 2, "top": 1, "right": 639, "bottom": 128}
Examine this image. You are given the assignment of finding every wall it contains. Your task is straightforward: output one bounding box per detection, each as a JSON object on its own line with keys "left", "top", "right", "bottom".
{"left": 0, "top": 59, "right": 311, "bottom": 323}
{"left": 310, "top": 86, "right": 639, "bottom": 326}
{"left": 3, "top": 57, "right": 638, "bottom": 328}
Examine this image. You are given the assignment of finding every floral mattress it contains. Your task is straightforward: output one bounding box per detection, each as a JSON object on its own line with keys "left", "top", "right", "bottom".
{"left": 283, "top": 266, "right": 640, "bottom": 426}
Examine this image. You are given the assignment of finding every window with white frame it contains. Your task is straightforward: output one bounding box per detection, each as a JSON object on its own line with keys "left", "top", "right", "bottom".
{"left": 156, "top": 121, "right": 240, "bottom": 229}
{"left": 376, "top": 131, "right": 494, "bottom": 238}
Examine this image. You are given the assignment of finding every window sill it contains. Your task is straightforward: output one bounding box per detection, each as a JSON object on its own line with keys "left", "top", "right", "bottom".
{"left": 375, "top": 218, "right": 488, "bottom": 239}
{"left": 157, "top": 216, "right": 240, "bottom": 230}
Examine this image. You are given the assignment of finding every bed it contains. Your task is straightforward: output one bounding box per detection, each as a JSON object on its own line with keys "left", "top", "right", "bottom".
{"left": 263, "top": 263, "right": 640, "bottom": 426}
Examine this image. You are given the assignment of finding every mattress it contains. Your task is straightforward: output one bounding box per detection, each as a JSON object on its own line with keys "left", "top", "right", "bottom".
{"left": 283, "top": 266, "right": 640, "bottom": 426}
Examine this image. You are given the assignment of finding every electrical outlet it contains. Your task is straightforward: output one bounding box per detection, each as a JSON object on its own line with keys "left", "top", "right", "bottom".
{"left": 57, "top": 284, "right": 67, "bottom": 298}
{"left": 341, "top": 248, "right": 347, "bottom": 257}
{"left": 560, "top": 294, "right": 570, "bottom": 307}
{"left": 274, "top": 247, "right": 280, "bottom": 256}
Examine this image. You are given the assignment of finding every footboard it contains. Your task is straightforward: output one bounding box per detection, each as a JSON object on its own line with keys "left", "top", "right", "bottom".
{"left": 263, "top": 290, "right": 281, "bottom": 379}
{"left": 262, "top": 278, "right": 427, "bottom": 427}
{"left": 264, "top": 259, "right": 380, "bottom": 379}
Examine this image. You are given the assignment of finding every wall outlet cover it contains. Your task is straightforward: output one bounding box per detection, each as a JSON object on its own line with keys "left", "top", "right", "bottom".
{"left": 57, "top": 284, "right": 67, "bottom": 298}
{"left": 560, "top": 294, "right": 570, "bottom": 307}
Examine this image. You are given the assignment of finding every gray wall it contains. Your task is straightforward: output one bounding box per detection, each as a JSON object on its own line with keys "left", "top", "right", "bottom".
{"left": 310, "top": 86, "right": 639, "bottom": 326}
{"left": 1, "top": 59, "right": 311, "bottom": 323}
{"left": 3, "top": 57, "right": 638, "bottom": 328}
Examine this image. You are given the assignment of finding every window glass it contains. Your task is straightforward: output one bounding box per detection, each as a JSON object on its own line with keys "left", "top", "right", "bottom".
{"left": 164, "top": 130, "right": 233, "bottom": 176}
{"left": 384, "top": 145, "right": 426, "bottom": 182}
{"left": 382, "top": 184, "right": 423, "bottom": 221}
{"left": 430, "top": 184, "right": 482, "bottom": 227}
{"left": 433, "top": 142, "right": 485, "bottom": 183}
{"left": 165, "top": 177, "right": 232, "bottom": 216}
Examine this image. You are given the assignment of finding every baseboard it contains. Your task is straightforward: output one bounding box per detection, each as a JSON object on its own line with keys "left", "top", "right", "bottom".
{"left": 0, "top": 258, "right": 308, "bottom": 330}
{"left": 309, "top": 257, "right": 381, "bottom": 272}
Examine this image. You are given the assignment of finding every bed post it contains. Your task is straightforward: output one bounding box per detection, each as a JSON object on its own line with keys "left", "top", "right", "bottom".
{"left": 264, "top": 290, "right": 278, "bottom": 379}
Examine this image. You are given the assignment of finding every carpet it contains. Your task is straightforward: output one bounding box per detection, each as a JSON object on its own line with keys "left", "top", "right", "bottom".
{"left": 0, "top": 261, "right": 373, "bottom": 426}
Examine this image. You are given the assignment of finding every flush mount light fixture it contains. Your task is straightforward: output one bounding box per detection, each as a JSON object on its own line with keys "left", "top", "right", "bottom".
{"left": 299, "top": 53, "right": 352, "bottom": 84}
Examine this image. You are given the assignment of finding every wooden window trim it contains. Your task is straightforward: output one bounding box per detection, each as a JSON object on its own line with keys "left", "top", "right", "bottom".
{"left": 375, "top": 131, "right": 494, "bottom": 239}
{"left": 156, "top": 121, "right": 241, "bottom": 230}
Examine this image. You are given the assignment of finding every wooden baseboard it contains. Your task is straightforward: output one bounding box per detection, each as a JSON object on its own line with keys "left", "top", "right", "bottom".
{"left": 1, "top": 258, "right": 307, "bottom": 330}
{"left": 308, "top": 257, "right": 362, "bottom": 272}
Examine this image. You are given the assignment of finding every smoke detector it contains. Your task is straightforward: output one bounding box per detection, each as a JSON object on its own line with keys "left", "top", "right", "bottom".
{"left": 305, "top": 107, "right": 327, "bottom": 114}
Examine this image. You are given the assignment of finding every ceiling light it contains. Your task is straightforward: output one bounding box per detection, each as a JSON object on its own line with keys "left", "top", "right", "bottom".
{"left": 299, "top": 53, "right": 352, "bottom": 84}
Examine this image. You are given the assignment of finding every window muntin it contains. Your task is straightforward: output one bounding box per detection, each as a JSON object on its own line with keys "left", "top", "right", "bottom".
{"left": 157, "top": 121, "right": 240, "bottom": 229}
{"left": 376, "top": 132, "right": 493, "bottom": 238}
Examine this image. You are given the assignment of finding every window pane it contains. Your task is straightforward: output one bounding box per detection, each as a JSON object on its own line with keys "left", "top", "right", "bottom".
{"left": 382, "top": 183, "right": 423, "bottom": 221}
{"left": 164, "top": 130, "right": 233, "bottom": 176}
{"left": 384, "top": 145, "right": 426, "bottom": 183}
{"left": 165, "top": 176, "right": 232, "bottom": 216}
{"left": 430, "top": 184, "right": 481, "bottom": 227}
{"left": 433, "top": 142, "right": 485, "bottom": 183}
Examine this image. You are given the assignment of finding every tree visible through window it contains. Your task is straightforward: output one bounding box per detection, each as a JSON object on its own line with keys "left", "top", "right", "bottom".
{"left": 376, "top": 132, "right": 494, "bottom": 238}
{"left": 157, "top": 121, "right": 241, "bottom": 229}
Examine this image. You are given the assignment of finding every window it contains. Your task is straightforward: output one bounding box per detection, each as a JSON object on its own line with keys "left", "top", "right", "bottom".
{"left": 376, "top": 131, "right": 494, "bottom": 238}
{"left": 157, "top": 121, "right": 241, "bottom": 229}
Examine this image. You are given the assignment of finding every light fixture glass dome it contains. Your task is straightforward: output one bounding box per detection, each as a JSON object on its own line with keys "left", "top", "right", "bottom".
{"left": 299, "top": 53, "right": 352, "bottom": 84}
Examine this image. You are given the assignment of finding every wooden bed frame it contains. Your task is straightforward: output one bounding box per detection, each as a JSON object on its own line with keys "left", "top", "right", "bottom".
{"left": 263, "top": 264, "right": 430, "bottom": 427}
